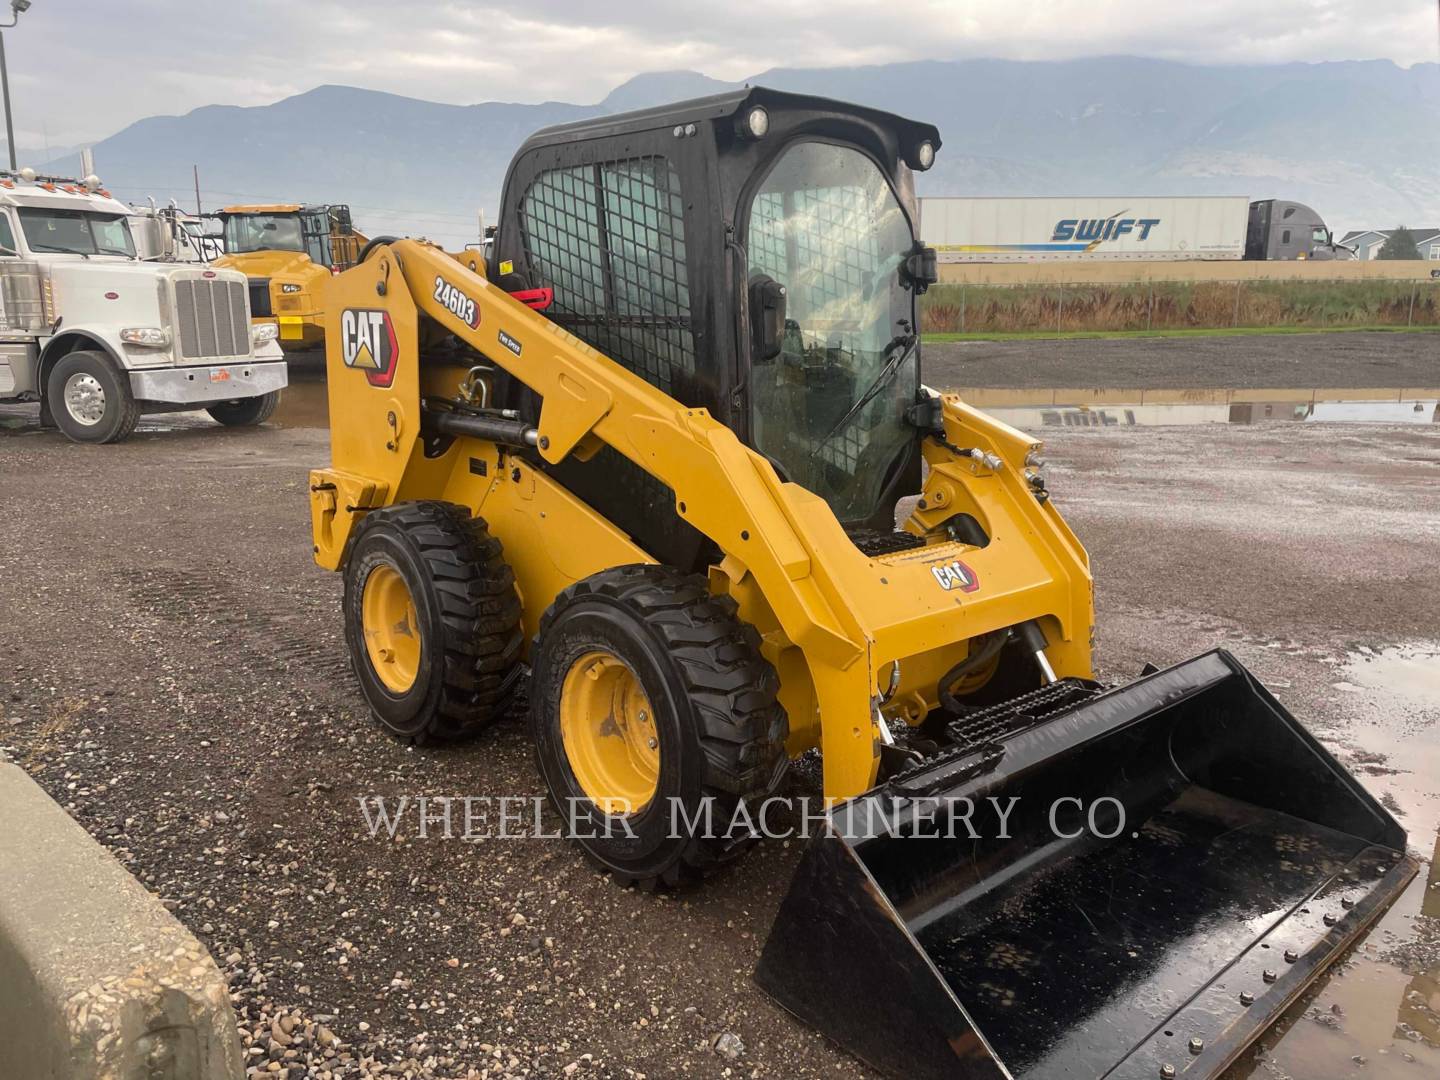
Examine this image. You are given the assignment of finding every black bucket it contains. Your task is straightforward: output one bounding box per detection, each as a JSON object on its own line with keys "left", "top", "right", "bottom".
{"left": 756, "top": 650, "right": 1418, "bottom": 1080}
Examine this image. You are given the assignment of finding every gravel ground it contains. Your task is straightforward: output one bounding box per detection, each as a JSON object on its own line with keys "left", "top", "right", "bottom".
{"left": 1, "top": 342, "right": 1437, "bottom": 1078}
{"left": 925, "top": 330, "right": 1440, "bottom": 390}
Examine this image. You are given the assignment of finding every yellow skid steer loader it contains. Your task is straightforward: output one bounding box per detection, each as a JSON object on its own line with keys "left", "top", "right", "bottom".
{"left": 309, "top": 89, "right": 1417, "bottom": 1079}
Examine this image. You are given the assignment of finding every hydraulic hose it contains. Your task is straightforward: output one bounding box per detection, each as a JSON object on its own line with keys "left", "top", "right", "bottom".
{"left": 937, "top": 630, "right": 1009, "bottom": 714}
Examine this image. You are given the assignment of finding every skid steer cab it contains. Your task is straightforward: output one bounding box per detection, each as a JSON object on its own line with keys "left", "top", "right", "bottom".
{"left": 310, "top": 88, "right": 1416, "bottom": 1079}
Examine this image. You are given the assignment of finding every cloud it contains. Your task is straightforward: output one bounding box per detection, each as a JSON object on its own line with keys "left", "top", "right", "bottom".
{"left": 4, "top": 0, "right": 1435, "bottom": 146}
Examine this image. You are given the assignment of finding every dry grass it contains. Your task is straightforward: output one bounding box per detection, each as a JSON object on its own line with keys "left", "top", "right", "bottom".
{"left": 920, "top": 280, "right": 1440, "bottom": 334}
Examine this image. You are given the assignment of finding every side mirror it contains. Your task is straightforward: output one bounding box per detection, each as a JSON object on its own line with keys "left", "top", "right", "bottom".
{"left": 902, "top": 244, "right": 939, "bottom": 294}
{"left": 749, "top": 274, "right": 787, "bottom": 363}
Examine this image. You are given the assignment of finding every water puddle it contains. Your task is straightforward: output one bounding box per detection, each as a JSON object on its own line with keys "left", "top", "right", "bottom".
{"left": 1229, "top": 843, "right": 1440, "bottom": 1080}
{"left": 1338, "top": 644, "right": 1440, "bottom": 714}
{"left": 275, "top": 381, "right": 1440, "bottom": 433}
{"left": 1227, "top": 646, "right": 1440, "bottom": 1078}
{"left": 270, "top": 373, "right": 330, "bottom": 429}
{"left": 958, "top": 388, "right": 1440, "bottom": 429}
{"left": 1333, "top": 642, "right": 1440, "bottom": 846}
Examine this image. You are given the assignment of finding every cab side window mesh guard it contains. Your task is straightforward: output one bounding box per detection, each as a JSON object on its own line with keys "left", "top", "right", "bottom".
{"left": 520, "top": 156, "right": 695, "bottom": 396}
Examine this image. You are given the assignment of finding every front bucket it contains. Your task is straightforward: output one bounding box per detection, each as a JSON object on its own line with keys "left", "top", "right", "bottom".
{"left": 756, "top": 650, "right": 1418, "bottom": 1080}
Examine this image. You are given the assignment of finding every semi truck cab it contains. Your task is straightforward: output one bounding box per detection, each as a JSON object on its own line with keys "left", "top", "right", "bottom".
{"left": 1245, "top": 199, "right": 1355, "bottom": 260}
{"left": 0, "top": 170, "right": 287, "bottom": 443}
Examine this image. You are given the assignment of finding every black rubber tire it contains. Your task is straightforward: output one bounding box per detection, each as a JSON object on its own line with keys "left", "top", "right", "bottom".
{"left": 45, "top": 349, "right": 141, "bottom": 444}
{"left": 207, "top": 390, "right": 280, "bottom": 427}
{"left": 342, "top": 501, "right": 523, "bottom": 743}
{"left": 358, "top": 235, "right": 401, "bottom": 263}
{"left": 530, "top": 565, "right": 789, "bottom": 889}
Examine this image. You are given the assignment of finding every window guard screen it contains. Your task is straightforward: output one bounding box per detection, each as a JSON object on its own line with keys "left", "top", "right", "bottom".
{"left": 520, "top": 156, "right": 695, "bottom": 397}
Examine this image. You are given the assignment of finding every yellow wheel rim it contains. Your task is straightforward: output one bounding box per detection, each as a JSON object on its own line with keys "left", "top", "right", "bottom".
{"left": 559, "top": 650, "right": 660, "bottom": 815}
{"left": 361, "top": 563, "right": 421, "bottom": 694}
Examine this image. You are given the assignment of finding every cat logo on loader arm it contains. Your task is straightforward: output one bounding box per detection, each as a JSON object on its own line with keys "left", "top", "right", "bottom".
{"left": 307, "top": 88, "right": 1418, "bottom": 1080}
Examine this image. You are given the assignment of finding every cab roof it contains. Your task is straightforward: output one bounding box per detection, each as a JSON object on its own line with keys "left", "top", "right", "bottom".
{"left": 219, "top": 204, "right": 304, "bottom": 214}
{"left": 517, "top": 85, "right": 941, "bottom": 156}
{"left": 0, "top": 174, "right": 131, "bottom": 215}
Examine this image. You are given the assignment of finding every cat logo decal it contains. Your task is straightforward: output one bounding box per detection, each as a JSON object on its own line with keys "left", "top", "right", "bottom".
{"left": 931, "top": 559, "right": 980, "bottom": 593}
{"left": 340, "top": 309, "right": 399, "bottom": 388}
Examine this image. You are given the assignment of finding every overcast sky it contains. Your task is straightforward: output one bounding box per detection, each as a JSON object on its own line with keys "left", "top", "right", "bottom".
{"left": 5, "top": 0, "right": 1437, "bottom": 149}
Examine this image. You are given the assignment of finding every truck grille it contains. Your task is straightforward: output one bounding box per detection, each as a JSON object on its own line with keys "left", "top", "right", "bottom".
{"left": 248, "top": 277, "right": 273, "bottom": 318}
{"left": 175, "top": 277, "right": 249, "bottom": 359}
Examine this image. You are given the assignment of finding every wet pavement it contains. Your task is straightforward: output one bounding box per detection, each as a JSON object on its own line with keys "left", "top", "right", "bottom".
{"left": 956, "top": 387, "right": 1440, "bottom": 430}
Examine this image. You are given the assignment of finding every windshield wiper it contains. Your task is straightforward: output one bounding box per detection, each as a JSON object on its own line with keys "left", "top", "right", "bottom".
{"left": 28, "top": 243, "right": 89, "bottom": 258}
{"left": 97, "top": 247, "right": 133, "bottom": 257}
{"left": 809, "top": 333, "right": 917, "bottom": 459}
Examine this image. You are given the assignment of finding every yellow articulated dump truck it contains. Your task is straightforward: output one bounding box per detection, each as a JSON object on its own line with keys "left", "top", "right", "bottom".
{"left": 308, "top": 89, "right": 1417, "bottom": 1079}
{"left": 213, "top": 203, "right": 365, "bottom": 347}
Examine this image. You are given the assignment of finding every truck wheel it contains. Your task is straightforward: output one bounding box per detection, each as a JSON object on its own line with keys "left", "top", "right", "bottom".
{"left": 208, "top": 390, "right": 280, "bottom": 427}
{"left": 342, "top": 501, "right": 523, "bottom": 743}
{"left": 45, "top": 349, "right": 141, "bottom": 444}
{"left": 531, "top": 565, "right": 789, "bottom": 889}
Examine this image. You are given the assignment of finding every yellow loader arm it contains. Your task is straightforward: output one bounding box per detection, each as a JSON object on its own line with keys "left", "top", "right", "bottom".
{"left": 311, "top": 239, "right": 1092, "bottom": 800}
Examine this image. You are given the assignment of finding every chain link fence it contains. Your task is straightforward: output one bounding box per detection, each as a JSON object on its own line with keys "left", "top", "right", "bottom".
{"left": 919, "top": 279, "right": 1440, "bottom": 334}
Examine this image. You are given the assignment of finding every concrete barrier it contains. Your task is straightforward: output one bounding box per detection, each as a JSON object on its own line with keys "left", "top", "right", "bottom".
{"left": 0, "top": 761, "right": 243, "bottom": 1080}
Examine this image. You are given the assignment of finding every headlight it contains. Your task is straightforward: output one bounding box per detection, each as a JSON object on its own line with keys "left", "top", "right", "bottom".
{"left": 252, "top": 321, "right": 280, "bottom": 344}
{"left": 280, "top": 283, "right": 302, "bottom": 294}
{"left": 914, "top": 140, "right": 936, "bottom": 170}
{"left": 737, "top": 105, "right": 769, "bottom": 140}
{"left": 120, "top": 326, "right": 171, "bottom": 347}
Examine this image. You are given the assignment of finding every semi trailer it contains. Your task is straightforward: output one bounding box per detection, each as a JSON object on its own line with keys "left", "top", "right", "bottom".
{"left": 921, "top": 195, "right": 1354, "bottom": 263}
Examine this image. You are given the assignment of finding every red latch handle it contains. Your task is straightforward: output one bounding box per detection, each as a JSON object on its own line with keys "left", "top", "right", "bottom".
{"left": 510, "top": 288, "right": 554, "bottom": 311}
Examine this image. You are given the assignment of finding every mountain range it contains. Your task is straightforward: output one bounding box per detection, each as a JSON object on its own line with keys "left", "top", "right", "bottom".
{"left": 35, "top": 57, "right": 1440, "bottom": 246}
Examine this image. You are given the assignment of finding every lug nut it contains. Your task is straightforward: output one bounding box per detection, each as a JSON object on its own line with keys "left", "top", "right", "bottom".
{"left": 1341, "top": 897, "right": 1355, "bottom": 909}
{"left": 647, "top": 738, "right": 657, "bottom": 750}
{"left": 1263, "top": 969, "right": 1278, "bottom": 984}
{"left": 1160, "top": 1066, "right": 1177, "bottom": 1079}
{"left": 1284, "top": 949, "right": 1299, "bottom": 963}
{"left": 1189, "top": 1037, "right": 1204, "bottom": 1055}
{"left": 1240, "top": 991, "right": 1255, "bottom": 1006}
{"left": 1323, "top": 913, "right": 1338, "bottom": 926}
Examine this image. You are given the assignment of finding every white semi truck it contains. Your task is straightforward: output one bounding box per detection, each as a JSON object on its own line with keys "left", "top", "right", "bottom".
{"left": 920, "top": 196, "right": 1354, "bottom": 263}
{"left": 128, "top": 203, "right": 224, "bottom": 262}
{"left": 0, "top": 170, "right": 285, "bottom": 443}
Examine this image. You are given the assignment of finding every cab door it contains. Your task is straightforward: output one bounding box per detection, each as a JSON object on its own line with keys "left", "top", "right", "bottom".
{"left": 0, "top": 209, "right": 41, "bottom": 394}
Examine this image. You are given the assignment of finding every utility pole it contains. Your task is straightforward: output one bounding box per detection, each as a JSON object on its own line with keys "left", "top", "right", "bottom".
{"left": 0, "top": 2, "right": 31, "bottom": 172}
{"left": 193, "top": 164, "right": 201, "bottom": 215}
{"left": 0, "top": 33, "right": 13, "bottom": 170}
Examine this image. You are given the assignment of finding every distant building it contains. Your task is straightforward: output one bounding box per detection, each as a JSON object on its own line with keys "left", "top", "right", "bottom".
{"left": 1338, "top": 228, "right": 1440, "bottom": 261}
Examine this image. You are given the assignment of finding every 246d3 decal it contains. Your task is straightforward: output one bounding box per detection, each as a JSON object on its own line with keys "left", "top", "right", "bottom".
{"left": 433, "top": 276, "right": 480, "bottom": 329}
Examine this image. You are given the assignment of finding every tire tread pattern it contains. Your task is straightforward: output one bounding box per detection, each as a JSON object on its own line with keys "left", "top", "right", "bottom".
{"left": 351, "top": 501, "right": 522, "bottom": 742}
{"left": 537, "top": 564, "right": 789, "bottom": 888}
